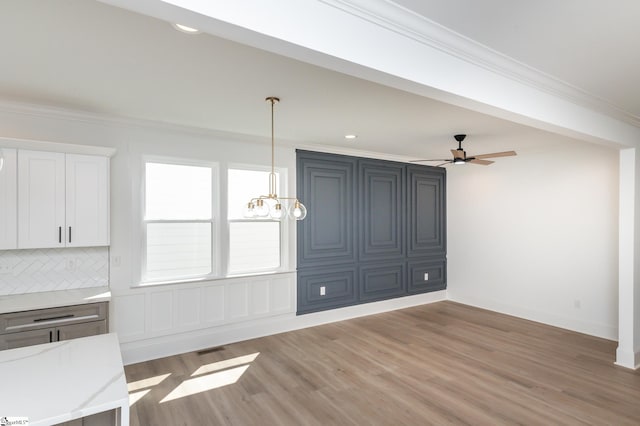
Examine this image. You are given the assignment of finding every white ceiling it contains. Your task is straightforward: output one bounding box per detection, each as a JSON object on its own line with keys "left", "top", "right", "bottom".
{"left": 0, "top": 0, "right": 635, "bottom": 161}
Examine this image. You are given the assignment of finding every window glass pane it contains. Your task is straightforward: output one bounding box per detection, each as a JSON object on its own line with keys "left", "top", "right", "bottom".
{"left": 146, "top": 162, "right": 212, "bottom": 220}
{"left": 146, "top": 223, "right": 212, "bottom": 281}
{"left": 228, "top": 169, "right": 276, "bottom": 219}
{"left": 228, "top": 222, "right": 280, "bottom": 273}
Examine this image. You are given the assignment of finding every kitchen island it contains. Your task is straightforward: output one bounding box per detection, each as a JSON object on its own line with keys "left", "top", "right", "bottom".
{"left": 0, "top": 333, "right": 128, "bottom": 425}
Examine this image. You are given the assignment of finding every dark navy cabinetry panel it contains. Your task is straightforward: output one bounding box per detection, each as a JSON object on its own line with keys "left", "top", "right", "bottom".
{"left": 297, "top": 150, "right": 446, "bottom": 315}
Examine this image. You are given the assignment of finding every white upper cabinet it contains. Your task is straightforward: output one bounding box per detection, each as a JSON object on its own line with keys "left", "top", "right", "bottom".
{"left": 17, "top": 150, "right": 110, "bottom": 249}
{"left": 0, "top": 148, "right": 17, "bottom": 250}
{"left": 65, "top": 154, "right": 110, "bottom": 247}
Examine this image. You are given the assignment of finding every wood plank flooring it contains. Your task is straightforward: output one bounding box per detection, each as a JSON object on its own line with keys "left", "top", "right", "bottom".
{"left": 125, "top": 301, "right": 640, "bottom": 425}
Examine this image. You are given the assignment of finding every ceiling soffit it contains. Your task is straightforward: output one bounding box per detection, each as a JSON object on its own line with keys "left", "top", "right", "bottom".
{"left": 319, "top": 0, "right": 639, "bottom": 127}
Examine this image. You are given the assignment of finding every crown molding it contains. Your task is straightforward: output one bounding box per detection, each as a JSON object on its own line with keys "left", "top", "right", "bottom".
{"left": 0, "top": 99, "right": 269, "bottom": 147}
{"left": 318, "top": 0, "right": 640, "bottom": 127}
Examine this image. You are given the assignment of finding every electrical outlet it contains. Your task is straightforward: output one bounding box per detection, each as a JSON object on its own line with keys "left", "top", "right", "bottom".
{"left": 320, "top": 286, "right": 326, "bottom": 296}
{"left": 574, "top": 299, "right": 581, "bottom": 309}
{"left": 112, "top": 255, "right": 121, "bottom": 267}
{"left": 424, "top": 272, "right": 429, "bottom": 281}
{"left": 65, "top": 258, "right": 76, "bottom": 272}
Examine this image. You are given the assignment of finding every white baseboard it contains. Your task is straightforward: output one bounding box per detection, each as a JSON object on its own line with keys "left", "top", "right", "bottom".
{"left": 615, "top": 346, "right": 640, "bottom": 370}
{"left": 120, "top": 290, "right": 447, "bottom": 365}
{"left": 448, "top": 292, "right": 618, "bottom": 341}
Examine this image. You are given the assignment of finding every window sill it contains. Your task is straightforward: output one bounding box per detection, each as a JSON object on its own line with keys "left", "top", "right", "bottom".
{"left": 134, "top": 269, "right": 297, "bottom": 289}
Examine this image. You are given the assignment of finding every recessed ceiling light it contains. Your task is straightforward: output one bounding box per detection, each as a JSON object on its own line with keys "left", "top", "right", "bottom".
{"left": 172, "top": 23, "right": 201, "bottom": 34}
{"left": 344, "top": 134, "right": 357, "bottom": 140}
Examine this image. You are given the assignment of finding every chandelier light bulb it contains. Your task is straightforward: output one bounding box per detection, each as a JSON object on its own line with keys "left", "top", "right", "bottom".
{"left": 289, "top": 200, "right": 307, "bottom": 220}
{"left": 255, "top": 199, "right": 270, "bottom": 217}
{"left": 270, "top": 203, "right": 285, "bottom": 220}
{"left": 243, "top": 202, "right": 256, "bottom": 218}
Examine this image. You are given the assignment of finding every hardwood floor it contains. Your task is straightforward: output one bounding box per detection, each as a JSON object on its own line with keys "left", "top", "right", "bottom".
{"left": 125, "top": 301, "right": 640, "bottom": 425}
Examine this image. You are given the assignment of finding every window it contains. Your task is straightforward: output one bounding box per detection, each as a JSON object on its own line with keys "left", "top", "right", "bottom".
{"left": 143, "top": 161, "right": 216, "bottom": 283}
{"left": 227, "top": 168, "right": 281, "bottom": 274}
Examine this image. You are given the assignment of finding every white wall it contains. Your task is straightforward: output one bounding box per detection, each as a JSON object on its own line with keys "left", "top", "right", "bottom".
{"left": 0, "top": 103, "right": 446, "bottom": 364}
{"left": 447, "top": 138, "right": 620, "bottom": 339}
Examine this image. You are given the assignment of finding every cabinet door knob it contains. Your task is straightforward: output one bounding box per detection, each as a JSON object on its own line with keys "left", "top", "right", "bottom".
{"left": 58, "top": 226, "right": 62, "bottom": 243}
{"left": 69, "top": 226, "right": 72, "bottom": 243}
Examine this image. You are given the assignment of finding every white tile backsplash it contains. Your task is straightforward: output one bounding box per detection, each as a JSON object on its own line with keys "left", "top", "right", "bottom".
{"left": 0, "top": 247, "right": 108, "bottom": 295}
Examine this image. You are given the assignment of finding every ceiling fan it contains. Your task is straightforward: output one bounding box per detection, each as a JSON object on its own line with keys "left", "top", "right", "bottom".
{"left": 411, "top": 134, "right": 517, "bottom": 166}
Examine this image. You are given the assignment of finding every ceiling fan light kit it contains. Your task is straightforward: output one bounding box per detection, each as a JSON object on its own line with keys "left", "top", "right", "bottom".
{"left": 410, "top": 134, "right": 517, "bottom": 167}
{"left": 244, "top": 97, "right": 308, "bottom": 221}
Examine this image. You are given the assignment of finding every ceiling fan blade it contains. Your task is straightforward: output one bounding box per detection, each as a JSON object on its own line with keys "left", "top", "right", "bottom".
{"left": 436, "top": 161, "right": 451, "bottom": 167}
{"left": 468, "top": 159, "right": 494, "bottom": 165}
{"left": 451, "top": 149, "right": 464, "bottom": 159}
{"left": 473, "top": 150, "right": 517, "bottom": 159}
{"left": 409, "top": 159, "right": 451, "bottom": 163}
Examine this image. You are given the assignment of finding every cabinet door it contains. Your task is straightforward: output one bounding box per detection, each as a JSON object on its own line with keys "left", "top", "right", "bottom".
{"left": 56, "top": 320, "right": 107, "bottom": 341}
{"left": 18, "top": 150, "right": 66, "bottom": 248}
{"left": 0, "top": 328, "right": 53, "bottom": 350}
{"left": 0, "top": 148, "right": 17, "bottom": 249}
{"left": 66, "top": 154, "right": 110, "bottom": 246}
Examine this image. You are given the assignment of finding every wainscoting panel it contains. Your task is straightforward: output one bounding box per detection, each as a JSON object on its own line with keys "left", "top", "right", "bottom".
{"left": 359, "top": 262, "right": 406, "bottom": 302}
{"left": 149, "top": 291, "right": 173, "bottom": 335}
{"left": 407, "top": 166, "right": 446, "bottom": 257}
{"left": 297, "top": 267, "right": 357, "bottom": 314}
{"left": 407, "top": 259, "right": 447, "bottom": 294}
{"left": 297, "top": 154, "right": 357, "bottom": 268}
{"left": 202, "top": 284, "right": 225, "bottom": 324}
{"left": 175, "top": 287, "right": 201, "bottom": 329}
{"left": 359, "top": 160, "right": 404, "bottom": 262}
{"left": 297, "top": 151, "right": 446, "bottom": 314}
{"left": 113, "top": 273, "right": 297, "bottom": 345}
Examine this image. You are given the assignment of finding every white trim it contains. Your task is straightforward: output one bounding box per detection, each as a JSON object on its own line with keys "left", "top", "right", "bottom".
{"left": 0, "top": 136, "right": 116, "bottom": 157}
{"left": 614, "top": 347, "right": 640, "bottom": 370}
{"left": 318, "top": 0, "right": 640, "bottom": 127}
{"left": 119, "top": 289, "right": 447, "bottom": 364}
{"left": 448, "top": 293, "right": 617, "bottom": 341}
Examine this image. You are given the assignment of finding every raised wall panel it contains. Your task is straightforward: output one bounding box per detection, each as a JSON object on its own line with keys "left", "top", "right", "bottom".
{"left": 175, "top": 287, "right": 201, "bottom": 328}
{"left": 297, "top": 152, "right": 356, "bottom": 267}
{"left": 112, "top": 294, "right": 146, "bottom": 340}
{"left": 297, "top": 267, "right": 357, "bottom": 314}
{"left": 407, "top": 166, "right": 446, "bottom": 257}
{"left": 202, "top": 285, "right": 225, "bottom": 324}
{"left": 250, "top": 280, "right": 270, "bottom": 316}
{"left": 359, "top": 262, "right": 405, "bottom": 302}
{"left": 149, "top": 291, "right": 173, "bottom": 334}
{"left": 226, "top": 282, "right": 249, "bottom": 320}
{"left": 359, "top": 160, "right": 404, "bottom": 261}
{"left": 270, "top": 277, "right": 293, "bottom": 313}
{"left": 408, "top": 259, "right": 447, "bottom": 294}
{"left": 297, "top": 151, "right": 446, "bottom": 315}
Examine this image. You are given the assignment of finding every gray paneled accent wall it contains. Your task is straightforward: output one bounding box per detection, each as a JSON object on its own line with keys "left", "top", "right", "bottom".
{"left": 296, "top": 150, "right": 446, "bottom": 314}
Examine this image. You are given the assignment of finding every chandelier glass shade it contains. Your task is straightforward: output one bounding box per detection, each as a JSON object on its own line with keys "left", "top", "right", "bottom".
{"left": 244, "top": 97, "right": 307, "bottom": 221}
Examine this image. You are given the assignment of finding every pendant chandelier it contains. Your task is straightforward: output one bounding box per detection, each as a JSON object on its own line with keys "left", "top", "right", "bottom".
{"left": 243, "top": 97, "right": 307, "bottom": 221}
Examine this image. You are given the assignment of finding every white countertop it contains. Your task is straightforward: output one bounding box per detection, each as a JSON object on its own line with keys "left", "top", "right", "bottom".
{"left": 0, "top": 286, "right": 111, "bottom": 314}
{"left": 0, "top": 333, "right": 128, "bottom": 425}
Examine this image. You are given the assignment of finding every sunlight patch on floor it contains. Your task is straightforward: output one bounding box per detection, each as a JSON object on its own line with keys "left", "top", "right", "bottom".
{"left": 127, "top": 373, "right": 171, "bottom": 392}
{"left": 160, "top": 364, "right": 250, "bottom": 403}
{"left": 129, "top": 389, "right": 151, "bottom": 407}
{"left": 191, "top": 352, "right": 260, "bottom": 376}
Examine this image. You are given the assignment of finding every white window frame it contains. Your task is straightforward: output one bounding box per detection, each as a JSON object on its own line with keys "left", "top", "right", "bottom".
{"left": 226, "top": 163, "right": 288, "bottom": 276}
{"left": 140, "top": 156, "right": 220, "bottom": 285}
